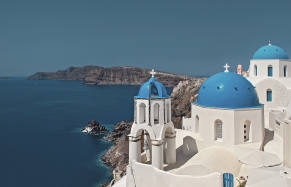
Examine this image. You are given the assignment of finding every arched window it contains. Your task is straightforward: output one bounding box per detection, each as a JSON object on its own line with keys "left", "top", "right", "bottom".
{"left": 139, "top": 103, "right": 146, "bottom": 124}
{"left": 215, "top": 119, "right": 223, "bottom": 141}
{"left": 166, "top": 103, "right": 170, "bottom": 123}
{"left": 267, "top": 89, "right": 272, "bottom": 102}
{"left": 195, "top": 115, "right": 199, "bottom": 134}
{"left": 150, "top": 85, "right": 158, "bottom": 97}
{"left": 268, "top": 65, "right": 273, "bottom": 77}
{"left": 284, "top": 65, "right": 287, "bottom": 77}
{"left": 244, "top": 120, "right": 251, "bottom": 142}
{"left": 153, "top": 103, "right": 159, "bottom": 124}
{"left": 254, "top": 65, "right": 257, "bottom": 76}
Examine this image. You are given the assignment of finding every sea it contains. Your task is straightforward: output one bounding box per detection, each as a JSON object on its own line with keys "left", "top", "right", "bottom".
{"left": 0, "top": 77, "right": 172, "bottom": 187}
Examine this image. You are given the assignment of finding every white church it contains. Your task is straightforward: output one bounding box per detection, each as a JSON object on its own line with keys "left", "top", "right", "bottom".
{"left": 112, "top": 42, "right": 291, "bottom": 187}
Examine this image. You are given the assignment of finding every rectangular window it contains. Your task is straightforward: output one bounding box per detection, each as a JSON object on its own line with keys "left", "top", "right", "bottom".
{"left": 268, "top": 66, "right": 273, "bottom": 77}
{"left": 244, "top": 136, "right": 246, "bottom": 139}
{"left": 267, "top": 90, "right": 272, "bottom": 102}
{"left": 216, "top": 123, "right": 222, "bottom": 140}
{"left": 244, "top": 130, "right": 246, "bottom": 133}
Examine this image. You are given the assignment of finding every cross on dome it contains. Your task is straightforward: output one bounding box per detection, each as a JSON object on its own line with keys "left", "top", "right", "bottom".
{"left": 224, "top": 63, "right": 230, "bottom": 72}
{"left": 150, "top": 69, "right": 156, "bottom": 77}
{"left": 269, "top": 40, "right": 271, "bottom": 46}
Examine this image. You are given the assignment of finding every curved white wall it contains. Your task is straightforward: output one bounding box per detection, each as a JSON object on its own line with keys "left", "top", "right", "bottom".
{"left": 255, "top": 78, "right": 291, "bottom": 109}
{"left": 126, "top": 160, "right": 223, "bottom": 187}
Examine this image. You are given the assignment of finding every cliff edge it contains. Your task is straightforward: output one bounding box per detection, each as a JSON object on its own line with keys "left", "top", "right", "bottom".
{"left": 171, "top": 78, "right": 206, "bottom": 128}
{"left": 27, "top": 66, "right": 196, "bottom": 87}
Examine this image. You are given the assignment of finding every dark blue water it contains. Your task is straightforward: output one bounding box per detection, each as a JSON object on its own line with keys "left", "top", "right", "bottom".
{"left": 0, "top": 78, "right": 172, "bottom": 187}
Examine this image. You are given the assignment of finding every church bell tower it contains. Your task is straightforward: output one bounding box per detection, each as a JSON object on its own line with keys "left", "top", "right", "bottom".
{"left": 128, "top": 69, "right": 176, "bottom": 170}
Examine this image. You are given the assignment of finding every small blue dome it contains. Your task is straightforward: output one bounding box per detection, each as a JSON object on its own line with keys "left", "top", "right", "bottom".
{"left": 195, "top": 72, "right": 262, "bottom": 109}
{"left": 135, "top": 77, "right": 169, "bottom": 99}
{"left": 253, "top": 44, "right": 289, "bottom": 60}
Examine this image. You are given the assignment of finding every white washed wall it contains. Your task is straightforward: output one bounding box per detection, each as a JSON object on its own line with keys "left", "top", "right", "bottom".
{"left": 126, "top": 160, "right": 223, "bottom": 187}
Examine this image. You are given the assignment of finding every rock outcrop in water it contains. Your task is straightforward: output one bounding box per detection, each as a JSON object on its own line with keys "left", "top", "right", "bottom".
{"left": 27, "top": 66, "right": 196, "bottom": 87}
{"left": 81, "top": 120, "right": 109, "bottom": 135}
{"left": 100, "top": 78, "right": 206, "bottom": 186}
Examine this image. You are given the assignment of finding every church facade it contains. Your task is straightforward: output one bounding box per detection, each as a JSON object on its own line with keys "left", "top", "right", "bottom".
{"left": 247, "top": 42, "right": 291, "bottom": 126}
{"left": 183, "top": 42, "right": 291, "bottom": 168}
{"left": 246, "top": 42, "right": 291, "bottom": 168}
{"left": 183, "top": 68, "right": 265, "bottom": 153}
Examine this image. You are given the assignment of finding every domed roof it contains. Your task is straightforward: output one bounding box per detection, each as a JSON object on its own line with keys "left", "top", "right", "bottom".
{"left": 135, "top": 70, "right": 169, "bottom": 99}
{"left": 253, "top": 42, "right": 289, "bottom": 60}
{"left": 195, "top": 72, "right": 262, "bottom": 109}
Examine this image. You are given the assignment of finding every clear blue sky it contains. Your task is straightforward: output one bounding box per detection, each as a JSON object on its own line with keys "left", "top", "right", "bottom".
{"left": 1, "top": 0, "right": 291, "bottom": 77}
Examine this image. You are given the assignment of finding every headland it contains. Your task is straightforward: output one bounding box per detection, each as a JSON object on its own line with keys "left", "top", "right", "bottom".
{"left": 27, "top": 66, "right": 197, "bottom": 87}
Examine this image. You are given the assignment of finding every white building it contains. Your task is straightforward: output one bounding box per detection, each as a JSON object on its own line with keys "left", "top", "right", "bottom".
{"left": 183, "top": 66, "right": 265, "bottom": 153}
{"left": 128, "top": 70, "right": 176, "bottom": 170}
{"left": 246, "top": 42, "right": 291, "bottom": 168}
{"left": 114, "top": 43, "right": 291, "bottom": 187}
{"left": 247, "top": 42, "right": 291, "bottom": 124}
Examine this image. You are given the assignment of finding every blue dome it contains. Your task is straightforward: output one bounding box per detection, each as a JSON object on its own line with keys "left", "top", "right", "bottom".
{"left": 195, "top": 72, "right": 262, "bottom": 109}
{"left": 253, "top": 44, "right": 289, "bottom": 60}
{"left": 135, "top": 77, "right": 169, "bottom": 99}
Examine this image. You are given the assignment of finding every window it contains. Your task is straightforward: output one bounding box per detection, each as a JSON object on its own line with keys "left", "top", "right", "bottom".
{"left": 150, "top": 85, "right": 158, "bottom": 97}
{"left": 267, "top": 89, "right": 272, "bottom": 102}
{"left": 153, "top": 103, "right": 159, "bottom": 124}
{"left": 254, "top": 65, "right": 257, "bottom": 76}
{"left": 268, "top": 65, "right": 273, "bottom": 77}
{"left": 284, "top": 65, "right": 287, "bottom": 77}
{"left": 139, "top": 103, "right": 146, "bottom": 124}
{"left": 215, "top": 120, "right": 223, "bottom": 141}
{"left": 195, "top": 115, "right": 199, "bottom": 134}
{"left": 244, "top": 120, "right": 251, "bottom": 142}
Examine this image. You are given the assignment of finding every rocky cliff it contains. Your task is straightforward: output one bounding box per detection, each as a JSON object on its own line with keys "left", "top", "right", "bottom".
{"left": 101, "top": 121, "right": 133, "bottom": 186}
{"left": 171, "top": 78, "right": 206, "bottom": 128}
{"left": 27, "top": 66, "right": 196, "bottom": 87}
{"left": 100, "top": 78, "right": 206, "bottom": 186}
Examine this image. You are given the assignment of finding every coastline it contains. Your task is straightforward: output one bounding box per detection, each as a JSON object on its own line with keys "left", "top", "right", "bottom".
{"left": 26, "top": 66, "right": 197, "bottom": 87}
{"left": 100, "top": 121, "right": 133, "bottom": 187}
{"left": 97, "top": 143, "right": 114, "bottom": 187}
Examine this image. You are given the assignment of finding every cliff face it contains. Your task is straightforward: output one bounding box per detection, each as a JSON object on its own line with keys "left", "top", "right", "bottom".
{"left": 100, "top": 78, "right": 206, "bottom": 186}
{"left": 171, "top": 78, "right": 206, "bottom": 128}
{"left": 101, "top": 121, "right": 133, "bottom": 186}
{"left": 27, "top": 66, "right": 196, "bottom": 87}
{"left": 27, "top": 66, "right": 95, "bottom": 80}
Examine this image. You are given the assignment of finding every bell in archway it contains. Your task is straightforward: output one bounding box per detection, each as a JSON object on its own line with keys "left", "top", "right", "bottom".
{"left": 143, "top": 140, "right": 151, "bottom": 161}
{"left": 143, "top": 140, "right": 149, "bottom": 150}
